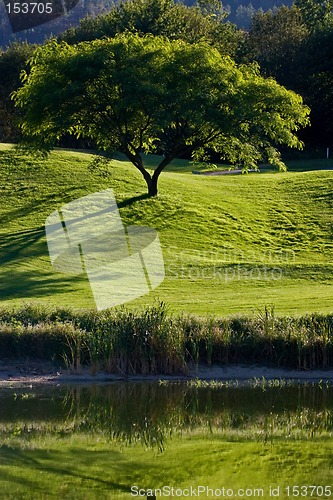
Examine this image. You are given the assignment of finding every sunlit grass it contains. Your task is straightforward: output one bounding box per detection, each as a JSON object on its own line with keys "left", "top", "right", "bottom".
{"left": 0, "top": 433, "right": 331, "bottom": 499}
{"left": 0, "top": 144, "right": 332, "bottom": 315}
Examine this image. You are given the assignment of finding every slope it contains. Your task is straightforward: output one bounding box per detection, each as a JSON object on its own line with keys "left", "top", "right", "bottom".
{"left": 0, "top": 144, "right": 332, "bottom": 316}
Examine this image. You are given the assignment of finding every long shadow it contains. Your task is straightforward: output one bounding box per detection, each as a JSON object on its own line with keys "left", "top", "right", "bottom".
{"left": 1, "top": 187, "right": 80, "bottom": 226}
{"left": 116, "top": 193, "right": 150, "bottom": 208}
{"left": 0, "top": 444, "right": 171, "bottom": 495}
{"left": 4, "top": 227, "right": 45, "bottom": 238}
{"left": 47, "top": 193, "right": 150, "bottom": 230}
{"left": 0, "top": 446, "right": 132, "bottom": 494}
{"left": 0, "top": 225, "right": 91, "bottom": 301}
{"left": 0, "top": 268, "right": 88, "bottom": 301}
{"left": 0, "top": 227, "right": 46, "bottom": 265}
{"left": 0, "top": 194, "right": 150, "bottom": 265}
{"left": 2, "top": 194, "right": 149, "bottom": 247}
{"left": 0, "top": 193, "right": 150, "bottom": 301}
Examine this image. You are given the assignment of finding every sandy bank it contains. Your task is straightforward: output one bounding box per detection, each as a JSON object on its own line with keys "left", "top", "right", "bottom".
{"left": 0, "top": 360, "right": 333, "bottom": 386}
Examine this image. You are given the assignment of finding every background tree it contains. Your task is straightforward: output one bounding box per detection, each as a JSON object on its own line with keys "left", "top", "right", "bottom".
{"left": 295, "top": 28, "right": 333, "bottom": 145}
{"left": 295, "top": 0, "right": 333, "bottom": 32}
{"left": 0, "top": 0, "right": 296, "bottom": 48}
{"left": 235, "top": 3, "right": 257, "bottom": 29}
{"left": 245, "top": 6, "right": 308, "bottom": 88}
{"left": 0, "top": 42, "right": 36, "bottom": 142}
{"left": 245, "top": 3, "right": 333, "bottom": 146}
{"left": 59, "top": 0, "right": 243, "bottom": 58}
{"left": 14, "top": 33, "right": 309, "bottom": 196}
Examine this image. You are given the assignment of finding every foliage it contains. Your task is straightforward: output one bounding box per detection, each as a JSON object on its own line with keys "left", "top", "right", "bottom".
{"left": 0, "top": 0, "right": 240, "bottom": 144}
{"left": 59, "top": 0, "right": 242, "bottom": 58}
{"left": 245, "top": 6, "right": 309, "bottom": 87}
{"left": 295, "top": 0, "right": 333, "bottom": 32}
{"left": 0, "top": 42, "right": 36, "bottom": 142}
{"left": 296, "top": 28, "right": 333, "bottom": 144}
{"left": 0, "top": 0, "right": 295, "bottom": 49}
{"left": 245, "top": 3, "right": 333, "bottom": 145}
{"left": 14, "top": 32, "right": 309, "bottom": 196}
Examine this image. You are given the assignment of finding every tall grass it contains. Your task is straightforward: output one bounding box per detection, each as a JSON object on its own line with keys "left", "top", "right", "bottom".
{"left": 0, "top": 303, "right": 333, "bottom": 373}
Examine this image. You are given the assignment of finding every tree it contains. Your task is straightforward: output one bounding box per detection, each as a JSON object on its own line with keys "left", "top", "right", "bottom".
{"left": 295, "top": 0, "right": 333, "bottom": 32}
{"left": 295, "top": 28, "right": 333, "bottom": 145}
{"left": 59, "top": 0, "right": 242, "bottom": 59}
{"left": 235, "top": 4, "right": 256, "bottom": 30}
{"left": 245, "top": 4, "right": 333, "bottom": 146}
{"left": 14, "top": 33, "right": 310, "bottom": 196}
{"left": 245, "top": 6, "right": 308, "bottom": 87}
{"left": 0, "top": 42, "right": 36, "bottom": 142}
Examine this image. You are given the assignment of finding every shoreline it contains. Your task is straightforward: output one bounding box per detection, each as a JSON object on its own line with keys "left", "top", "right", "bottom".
{"left": 1, "top": 361, "right": 333, "bottom": 386}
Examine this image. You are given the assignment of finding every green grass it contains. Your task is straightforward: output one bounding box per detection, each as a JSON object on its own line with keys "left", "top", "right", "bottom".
{"left": 0, "top": 433, "right": 331, "bottom": 499}
{"left": 0, "top": 144, "right": 333, "bottom": 315}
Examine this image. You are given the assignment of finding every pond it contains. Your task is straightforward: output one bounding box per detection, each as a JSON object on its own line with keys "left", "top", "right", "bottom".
{"left": 0, "top": 381, "right": 332, "bottom": 498}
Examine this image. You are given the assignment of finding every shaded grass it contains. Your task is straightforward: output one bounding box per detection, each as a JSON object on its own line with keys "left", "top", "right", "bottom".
{"left": 0, "top": 145, "right": 333, "bottom": 315}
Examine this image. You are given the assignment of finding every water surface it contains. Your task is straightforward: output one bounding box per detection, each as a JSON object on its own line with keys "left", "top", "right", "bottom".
{"left": 1, "top": 381, "right": 332, "bottom": 449}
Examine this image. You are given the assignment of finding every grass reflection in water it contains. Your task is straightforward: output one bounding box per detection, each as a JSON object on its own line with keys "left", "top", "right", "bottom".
{"left": 0, "top": 382, "right": 332, "bottom": 499}
{"left": 0, "top": 382, "right": 332, "bottom": 451}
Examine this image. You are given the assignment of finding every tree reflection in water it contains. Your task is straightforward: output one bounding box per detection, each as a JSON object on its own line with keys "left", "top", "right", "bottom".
{"left": 0, "top": 382, "right": 332, "bottom": 450}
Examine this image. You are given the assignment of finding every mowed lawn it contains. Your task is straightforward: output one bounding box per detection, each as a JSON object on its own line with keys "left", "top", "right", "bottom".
{"left": 0, "top": 433, "right": 331, "bottom": 499}
{"left": 0, "top": 143, "right": 332, "bottom": 316}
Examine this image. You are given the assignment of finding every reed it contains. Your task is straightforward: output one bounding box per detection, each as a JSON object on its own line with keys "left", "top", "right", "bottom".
{"left": 0, "top": 303, "right": 333, "bottom": 373}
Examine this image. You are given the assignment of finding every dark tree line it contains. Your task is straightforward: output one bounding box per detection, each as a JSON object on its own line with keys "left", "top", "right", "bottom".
{"left": 0, "top": 0, "right": 291, "bottom": 48}
{"left": 245, "top": 0, "right": 333, "bottom": 146}
{"left": 1, "top": 0, "right": 333, "bottom": 150}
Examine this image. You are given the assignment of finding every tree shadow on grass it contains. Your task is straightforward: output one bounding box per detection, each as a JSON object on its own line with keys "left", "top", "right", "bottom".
{"left": 2, "top": 190, "right": 150, "bottom": 231}
{"left": 0, "top": 227, "right": 46, "bottom": 265}
{"left": 0, "top": 268, "right": 89, "bottom": 302}
{"left": 0, "top": 194, "right": 152, "bottom": 302}
{"left": 0, "top": 188, "right": 82, "bottom": 226}
{"left": 117, "top": 193, "right": 150, "bottom": 209}
{"left": 0, "top": 445, "right": 158, "bottom": 496}
{"left": 0, "top": 195, "right": 153, "bottom": 269}
{"left": 0, "top": 225, "right": 93, "bottom": 302}
{"left": 0, "top": 227, "right": 83, "bottom": 301}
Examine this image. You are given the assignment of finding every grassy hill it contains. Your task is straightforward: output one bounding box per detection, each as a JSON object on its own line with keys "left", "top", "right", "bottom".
{"left": 0, "top": 144, "right": 332, "bottom": 316}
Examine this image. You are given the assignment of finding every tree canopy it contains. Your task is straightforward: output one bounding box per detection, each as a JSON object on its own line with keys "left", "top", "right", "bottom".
{"left": 14, "top": 32, "right": 310, "bottom": 196}
{"left": 245, "top": 6, "right": 308, "bottom": 87}
{"left": 0, "top": 42, "right": 36, "bottom": 142}
{"left": 59, "top": 0, "right": 242, "bottom": 59}
{"left": 295, "top": 0, "right": 333, "bottom": 32}
{"left": 245, "top": 3, "right": 333, "bottom": 145}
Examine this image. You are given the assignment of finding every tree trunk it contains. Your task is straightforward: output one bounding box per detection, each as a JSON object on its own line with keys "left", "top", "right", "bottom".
{"left": 124, "top": 149, "right": 173, "bottom": 197}
{"left": 146, "top": 156, "right": 173, "bottom": 197}
{"left": 146, "top": 175, "right": 158, "bottom": 197}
